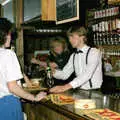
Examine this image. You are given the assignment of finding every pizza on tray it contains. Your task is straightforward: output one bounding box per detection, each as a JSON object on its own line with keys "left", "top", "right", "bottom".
{"left": 84, "top": 109, "right": 120, "bottom": 120}
{"left": 46, "top": 94, "right": 75, "bottom": 105}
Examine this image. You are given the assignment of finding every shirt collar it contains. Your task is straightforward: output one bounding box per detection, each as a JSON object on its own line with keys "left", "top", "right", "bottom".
{"left": 0, "top": 48, "right": 5, "bottom": 50}
{"left": 77, "top": 45, "right": 89, "bottom": 53}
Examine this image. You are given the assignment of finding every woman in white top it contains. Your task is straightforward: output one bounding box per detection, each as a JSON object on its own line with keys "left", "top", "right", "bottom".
{"left": 0, "top": 18, "right": 46, "bottom": 120}
{"left": 50, "top": 26, "right": 103, "bottom": 93}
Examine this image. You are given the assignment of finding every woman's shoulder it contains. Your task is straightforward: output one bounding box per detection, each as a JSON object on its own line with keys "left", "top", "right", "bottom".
{"left": 6, "top": 49, "right": 15, "bottom": 54}
{"left": 62, "top": 50, "right": 70, "bottom": 56}
{"left": 3, "top": 49, "right": 16, "bottom": 58}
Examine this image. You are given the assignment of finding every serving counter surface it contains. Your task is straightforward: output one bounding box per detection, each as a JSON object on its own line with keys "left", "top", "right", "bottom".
{"left": 22, "top": 89, "right": 120, "bottom": 120}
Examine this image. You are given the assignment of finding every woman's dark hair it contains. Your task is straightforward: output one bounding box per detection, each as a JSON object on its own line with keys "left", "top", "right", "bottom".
{"left": 0, "top": 18, "right": 13, "bottom": 46}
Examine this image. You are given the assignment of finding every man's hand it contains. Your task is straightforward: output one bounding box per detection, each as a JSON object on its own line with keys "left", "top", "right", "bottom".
{"left": 49, "top": 84, "right": 72, "bottom": 93}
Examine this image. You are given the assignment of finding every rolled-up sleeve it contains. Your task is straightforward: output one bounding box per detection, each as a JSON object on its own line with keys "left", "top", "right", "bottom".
{"left": 53, "top": 54, "right": 74, "bottom": 80}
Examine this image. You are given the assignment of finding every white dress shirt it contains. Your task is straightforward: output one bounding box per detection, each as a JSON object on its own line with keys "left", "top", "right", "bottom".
{"left": 53, "top": 45, "right": 103, "bottom": 90}
{"left": 0, "top": 48, "right": 23, "bottom": 98}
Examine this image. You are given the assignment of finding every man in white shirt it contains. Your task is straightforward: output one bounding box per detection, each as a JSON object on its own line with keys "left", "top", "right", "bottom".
{"left": 50, "top": 26, "right": 103, "bottom": 93}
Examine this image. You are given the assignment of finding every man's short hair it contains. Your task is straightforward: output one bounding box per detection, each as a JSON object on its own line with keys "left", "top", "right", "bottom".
{"left": 67, "top": 26, "right": 87, "bottom": 37}
{"left": 67, "top": 26, "right": 88, "bottom": 44}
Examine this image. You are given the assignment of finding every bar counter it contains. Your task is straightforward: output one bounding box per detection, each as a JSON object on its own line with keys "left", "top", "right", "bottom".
{"left": 22, "top": 89, "right": 120, "bottom": 120}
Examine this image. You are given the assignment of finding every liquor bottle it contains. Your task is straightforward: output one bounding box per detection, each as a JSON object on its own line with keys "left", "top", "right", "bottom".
{"left": 45, "top": 60, "right": 54, "bottom": 88}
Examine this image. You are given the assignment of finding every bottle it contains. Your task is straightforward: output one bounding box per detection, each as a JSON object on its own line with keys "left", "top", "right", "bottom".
{"left": 45, "top": 60, "right": 54, "bottom": 88}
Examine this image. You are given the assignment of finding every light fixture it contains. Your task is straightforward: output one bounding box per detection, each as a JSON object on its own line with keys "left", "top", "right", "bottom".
{"left": 1, "top": 0, "right": 11, "bottom": 6}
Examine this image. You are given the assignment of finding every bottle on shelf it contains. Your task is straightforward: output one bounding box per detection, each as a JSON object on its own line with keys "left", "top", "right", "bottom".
{"left": 45, "top": 60, "right": 54, "bottom": 88}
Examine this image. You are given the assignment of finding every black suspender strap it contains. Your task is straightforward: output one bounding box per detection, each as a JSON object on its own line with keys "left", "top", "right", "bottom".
{"left": 86, "top": 48, "right": 91, "bottom": 64}
{"left": 73, "top": 47, "right": 93, "bottom": 88}
{"left": 73, "top": 53, "right": 76, "bottom": 75}
{"left": 86, "top": 47, "right": 92, "bottom": 88}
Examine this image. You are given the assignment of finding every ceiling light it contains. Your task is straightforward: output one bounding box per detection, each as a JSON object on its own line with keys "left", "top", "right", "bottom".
{"left": 1, "top": 0, "right": 11, "bottom": 6}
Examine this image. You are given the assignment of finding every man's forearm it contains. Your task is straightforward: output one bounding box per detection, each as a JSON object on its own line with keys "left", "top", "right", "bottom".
{"left": 64, "top": 83, "right": 73, "bottom": 91}
{"left": 49, "top": 83, "right": 73, "bottom": 93}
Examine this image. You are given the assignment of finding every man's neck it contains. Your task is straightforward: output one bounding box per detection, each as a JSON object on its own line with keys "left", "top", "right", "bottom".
{"left": 77, "top": 44, "right": 86, "bottom": 49}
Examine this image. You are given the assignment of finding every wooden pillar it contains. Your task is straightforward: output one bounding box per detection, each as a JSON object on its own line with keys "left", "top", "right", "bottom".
{"left": 13, "top": 0, "right": 24, "bottom": 70}
{"left": 41, "top": 0, "right": 56, "bottom": 21}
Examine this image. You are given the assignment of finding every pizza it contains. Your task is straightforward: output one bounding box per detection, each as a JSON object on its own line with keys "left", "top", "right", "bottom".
{"left": 48, "top": 94, "right": 75, "bottom": 105}
{"left": 84, "top": 109, "right": 120, "bottom": 120}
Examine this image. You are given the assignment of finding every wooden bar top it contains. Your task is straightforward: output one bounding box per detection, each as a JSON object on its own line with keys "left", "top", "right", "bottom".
{"left": 22, "top": 88, "right": 120, "bottom": 120}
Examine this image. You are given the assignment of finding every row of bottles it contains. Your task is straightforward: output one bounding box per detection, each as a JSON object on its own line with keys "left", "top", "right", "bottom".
{"left": 94, "top": 6, "right": 119, "bottom": 19}
{"left": 93, "top": 32, "right": 120, "bottom": 45}
{"left": 100, "top": 48, "right": 120, "bottom": 57}
{"left": 91, "top": 6, "right": 120, "bottom": 46}
{"left": 92, "top": 19, "right": 120, "bottom": 32}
